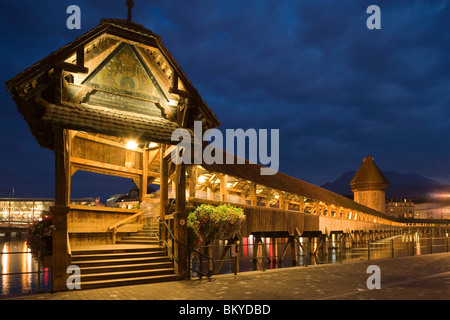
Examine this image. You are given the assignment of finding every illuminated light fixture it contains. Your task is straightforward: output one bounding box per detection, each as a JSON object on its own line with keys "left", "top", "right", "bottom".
{"left": 148, "top": 142, "right": 158, "bottom": 149}
{"left": 274, "top": 194, "right": 279, "bottom": 199}
{"left": 198, "top": 175, "right": 207, "bottom": 183}
{"left": 126, "top": 140, "right": 138, "bottom": 150}
{"left": 227, "top": 183, "right": 233, "bottom": 188}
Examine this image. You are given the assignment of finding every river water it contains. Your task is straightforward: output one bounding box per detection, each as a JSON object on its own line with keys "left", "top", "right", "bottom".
{"left": 202, "top": 234, "right": 450, "bottom": 275}
{"left": 0, "top": 235, "right": 51, "bottom": 298}
{"left": 1, "top": 233, "right": 448, "bottom": 298}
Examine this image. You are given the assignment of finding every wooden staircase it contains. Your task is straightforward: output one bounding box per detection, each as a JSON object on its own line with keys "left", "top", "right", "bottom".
{"left": 116, "top": 224, "right": 160, "bottom": 245}
{"left": 70, "top": 223, "right": 178, "bottom": 290}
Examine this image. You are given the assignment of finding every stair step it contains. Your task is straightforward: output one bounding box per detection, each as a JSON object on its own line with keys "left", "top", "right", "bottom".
{"left": 71, "top": 250, "right": 165, "bottom": 261}
{"left": 73, "top": 256, "right": 171, "bottom": 268}
{"left": 80, "top": 261, "right": 173, "bottom": 274}
{"left": 80, "top": 274, "right": 179, "bottom": 290}
{"left": 80, "top": 268, "right": 176, "bottom": 282}
{"left": 135, "top": 232, "right": 158, "bottom": 236}
{"left": 116, "top": 240, "right": 160, "bottom": 245}
{"left": 121, "top": 236, "right": 158, "bottom": 241}
{"left": 71, "top": 246, "right": 159, "bottom": 256}
{"left": 70, "top": 233, "right": 177, "bottom": 289}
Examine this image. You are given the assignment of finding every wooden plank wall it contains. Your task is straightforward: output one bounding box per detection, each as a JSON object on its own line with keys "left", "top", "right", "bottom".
{"left": 240, "top": 207, "right": 319, "bottom": 237}
{"left": 189, "top": 198, "right": 319, "bottom": 237}
{"left": 318, "top": 215, "right": 399, "bottom": 234}
{"left": 68, "top": 205, "right": 141, "bottom": 245}
{"left": 71, "top": 135, "right": 142, "bottom": 175}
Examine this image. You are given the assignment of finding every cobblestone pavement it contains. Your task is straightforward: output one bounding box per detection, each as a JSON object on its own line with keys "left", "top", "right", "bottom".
{"left": 5, "top": 253, "right": 450, "bottom": 301}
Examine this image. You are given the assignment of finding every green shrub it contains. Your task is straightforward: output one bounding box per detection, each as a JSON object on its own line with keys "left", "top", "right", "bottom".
{"left": 187, "top": 203, "right": 245, "bottom": 247}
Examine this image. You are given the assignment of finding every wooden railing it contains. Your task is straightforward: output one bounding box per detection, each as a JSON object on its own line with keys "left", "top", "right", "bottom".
{"left": 159, "top": 217, "right": 216, "bottom": 279}
{"left": 67, "top": 230, "right": 72, "bottom": 262}
{"left": 108, "top": 211, "right": 144, "bottom": 244}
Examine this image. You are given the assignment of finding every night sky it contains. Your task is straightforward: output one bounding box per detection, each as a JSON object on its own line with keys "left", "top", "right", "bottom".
{"left": 0, "top": 1, "right": 449, "bottom": 202}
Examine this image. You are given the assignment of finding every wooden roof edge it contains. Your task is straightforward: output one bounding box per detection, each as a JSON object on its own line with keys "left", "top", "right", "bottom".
{"left": 6, "top": 18, "right": 221, "bottom": 129}
{"left": 199, "top": 152, "right": 395, "bottom": 221}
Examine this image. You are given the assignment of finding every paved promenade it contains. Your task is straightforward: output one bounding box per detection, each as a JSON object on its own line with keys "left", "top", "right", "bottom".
{"left": 6, "top": 253, "right": 450, "bottom": 301}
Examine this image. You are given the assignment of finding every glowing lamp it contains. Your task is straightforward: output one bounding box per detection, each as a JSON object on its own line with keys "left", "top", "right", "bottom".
{"left": 126, "top": 140, "right": 138, "bottom": 150}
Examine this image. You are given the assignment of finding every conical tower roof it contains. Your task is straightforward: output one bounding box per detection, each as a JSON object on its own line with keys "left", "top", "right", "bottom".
{"left": 350, "top": 155, "right": 388, "bottom": 190}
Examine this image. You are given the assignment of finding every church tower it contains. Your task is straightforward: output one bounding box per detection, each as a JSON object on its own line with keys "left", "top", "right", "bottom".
{"left": 350, "top": 155, "right": 388, "bottom": 213}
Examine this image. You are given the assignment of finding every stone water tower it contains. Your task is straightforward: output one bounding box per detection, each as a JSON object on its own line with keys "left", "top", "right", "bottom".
{"left": 350, "top": 155, "right": 389, "bottom": 213}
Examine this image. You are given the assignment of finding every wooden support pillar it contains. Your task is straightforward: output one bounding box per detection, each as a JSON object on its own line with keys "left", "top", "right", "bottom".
{"left": 250, "top": 183, "right": 257, "bottom": 206}
{"left": 159, "top": 144, "right": 168, "bottom": 243}
{"left": 187, "top": 165, "right": 197, "bottom": 201}
{"left": 271, "top": 238, "right": 277, "bottom": 267}
{"left": 298, "top": 197, "right": 305, "bottom": 212}
{"left": 253, "top": 235, "right": 263, "bottom": 270}
{"left": 174, "top": 162, "right": 188, "bottom": 279}
{"left": 140, "top": 148, "right": 149, "bottom": 198}
{"left": 220, "top": 174, "right": 228, "bottom": 202}
{"left": 51, "top": 127, "right": 71, "bottom": 292}
{"left": 290, "top": 237, "right": 298, "bottom": 265}
{"left": 207, "top": 186, "right": 213, "bottom": 200}
{"left": 279, "top": 194, "right": 284, "bottom": 210}
{"left": 327, "top": 204, "right": 332, "bottom": 217}
{"left": 315, "top": 201, "right": 320, "bottom": 215}
{"left": 240, "top": 190, "right": 247, "bottom": 205}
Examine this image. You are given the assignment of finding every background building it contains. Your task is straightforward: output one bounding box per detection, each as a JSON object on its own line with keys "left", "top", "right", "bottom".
{"left": 385, "top": 198, "right": 414, "bottom": 219}
{"left": 0, "top": 198, "right": 98, "bottom": 224}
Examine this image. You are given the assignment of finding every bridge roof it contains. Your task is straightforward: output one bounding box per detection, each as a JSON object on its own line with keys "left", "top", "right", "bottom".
{"left": 201, "top": 151, "right": 392, "bottom": 219}
{"left": 6, "top": 18, "right": 220, "bottom": 150}
{"left": 350, "top": 155, "right": 388, "bottom": 186}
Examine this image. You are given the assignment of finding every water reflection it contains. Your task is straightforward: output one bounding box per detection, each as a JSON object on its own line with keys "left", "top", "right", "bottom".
{"left": 195, "top": 233, "right": 450, "bottom": 276}
{"left": 0, "top": 235, "right": 51, "bottom": 297}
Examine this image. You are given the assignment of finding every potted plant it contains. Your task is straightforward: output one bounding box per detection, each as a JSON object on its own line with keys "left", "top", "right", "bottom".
{"left": 26, "top": 210, "right": 55, "bottom": 257}
{"left": 187, "top": 203, "right": 245, "bottom": 247}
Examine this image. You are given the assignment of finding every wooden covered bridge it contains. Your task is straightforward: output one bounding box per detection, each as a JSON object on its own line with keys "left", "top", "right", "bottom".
{"left": 6, "top": 10, "right": 449, "bottom": 291}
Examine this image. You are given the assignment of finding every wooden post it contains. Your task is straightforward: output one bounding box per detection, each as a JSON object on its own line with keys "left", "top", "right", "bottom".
{"left": 207, "top": 186, "right": 213, "bottom": 200}
{"left": 250, "top": 183, "right": 257, "bottom": 206}
{"left": 290, "top": 237, "right": 298, "bottom": 266}
{"left": 160, "top": 144, "right": 168, "bottom": 244}
{"left": 271, "top": 238, "right": 277, "bottom": 267}
{"left": 175, "top": 162, "right": 188, "bottom": 279}
{"left": 140, "top": 148, "right": 149, "bottom": 198}
{"left": 279, "top": 194, "right": 284, "bottom": 210}
{"left": 51, "top": 127, "right": 71, "bottom": 292}
{"left": 220, "top": 174, "right": 228, "bottom": 202}
{"left": 231, "top": 241, "right": 240, "bottom": 275}
{"left": 187, "top": 165, "right": 197, "bottom": 201}
{"left": 298, "top": 197, "right": 305, "bottom": 212}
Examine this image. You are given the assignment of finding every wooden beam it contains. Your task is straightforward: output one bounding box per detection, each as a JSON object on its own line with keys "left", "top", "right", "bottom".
{"left": 163, "top": 145, "right": 177, "bottom": 160}
{"left": 75, "top": 132, "right": 144, "bottom": 152}
{"left": 140, "top": 149, "right": 149, "bottom": 197}
{"left": 70, "top": 156, "right": 142, "bottom": 176}
{"left": 76, "top": 46, "right": 85, "bottom": 68}
{"left": 55, "top": 61, "right": 89, "bottom": 74}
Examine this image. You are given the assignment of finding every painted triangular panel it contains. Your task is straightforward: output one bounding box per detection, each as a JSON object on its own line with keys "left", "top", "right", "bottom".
{"left": 83, "top": 42, "right": 167, "bottom": 102}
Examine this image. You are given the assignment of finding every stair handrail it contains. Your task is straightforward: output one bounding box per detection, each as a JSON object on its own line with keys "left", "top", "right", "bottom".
{"left": 108, "top": 211, "right": 144, "bottom": 244}
{"left": 160, "top": 218, "right": 216, "bottom": 279}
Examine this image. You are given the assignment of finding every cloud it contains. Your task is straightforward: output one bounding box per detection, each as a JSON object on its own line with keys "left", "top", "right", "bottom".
{"left": 0, "top": 0, "right": 449, "bottom": 198}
